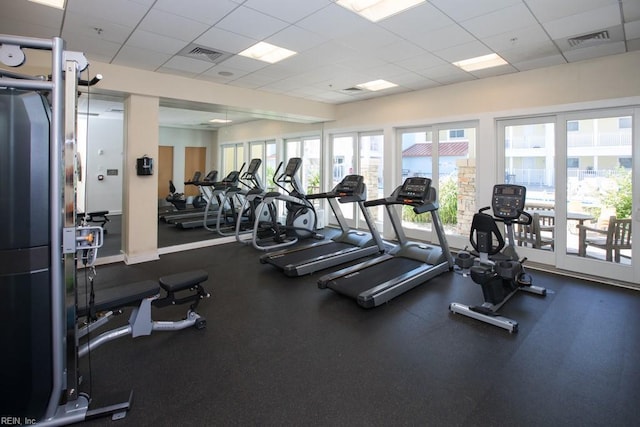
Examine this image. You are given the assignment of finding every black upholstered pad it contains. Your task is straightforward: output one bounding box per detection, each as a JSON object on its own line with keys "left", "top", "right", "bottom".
{"left": 158, "top": 270, "right": 208, "bottom": 292}
{"left": 78, "top": 280, "right": 160, "bottom": 317}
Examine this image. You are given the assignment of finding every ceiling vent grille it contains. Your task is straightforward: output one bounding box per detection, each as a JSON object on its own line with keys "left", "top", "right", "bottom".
{"left": 177, "top": 44, "right": 232, "bottom": 64}
{"left": 567, "top": 30, "right": 610, "bottom": 47}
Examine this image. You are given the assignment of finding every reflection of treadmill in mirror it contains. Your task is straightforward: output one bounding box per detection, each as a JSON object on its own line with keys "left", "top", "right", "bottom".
{"left": 259, "top": 174, "right": 385, "bottom": 277}
{"left": 318, "top": 177, "right": 454, "bottom": 308}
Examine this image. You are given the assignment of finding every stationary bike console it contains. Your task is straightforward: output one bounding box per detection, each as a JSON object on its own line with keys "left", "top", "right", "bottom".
{"left": 491, "top": 184, "right": 526, "bottom": 220}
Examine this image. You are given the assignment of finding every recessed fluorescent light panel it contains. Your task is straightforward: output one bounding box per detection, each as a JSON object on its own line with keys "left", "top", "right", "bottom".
{"left": 238, "top": 42, "right": 296, "bottom": 64}
{"left": 356, "top": 79, "right": 398, "bottom": 91}
{"left": 452, "top": 53, "right": 508, "bottom": 72}
{"left": 209, "top": 119, "right": 232, "bottom": 124}
{"left": 28, "top": 0, "right": 65, "bottom": 9}
{"left": 336, "top": 0, "right": 426, "bottom": 22}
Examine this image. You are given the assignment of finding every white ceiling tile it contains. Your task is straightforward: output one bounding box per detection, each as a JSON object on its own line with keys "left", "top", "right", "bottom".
{"left": 158, "top": 56, "right": 215, "bottom": 75}
{"left": 430, "top": 0, "right": 521, "bottom": 22}
{"left": 481, "top": 25, "right": 552, "bottom": 53}
{"left": 216, "top": 6, "right": 289, "bottom": 41}
{"left": 396, "top": 52, "right": 448, "bottom": 71}
{"left": 624, "top": 20, "right": 640, "bottom": 39}
{"left": 543, "top": 4, "right": 623, "bottom": 39}
{"left": 369, "top": 40, "right": 428, "bottom": 63}
{"left": 461, "top": 3, "right": 539, "bottom": 38}
{"left": 525, "top": 0, "right": 619, "bottom": 23}
{"left": 112, "top": 45, "right": 172, "bottom": 70}
{"left": 434, "top": 41, "right": 493, "bottom": 62}
{"left": 212, "top": 55, "right": 268, "bottom": 73}
{"left": 498, "top": 41, "right": 559, "bottom": 64}
{"left": 139, "top": 9, "right": 210, "bottom": 42}
{"left": 194, "top": 27, "right": 256, "bottom": 54}
{"left": 332, "top": 26, "right": 400, "bottom": 52}
{"left": 380, "top": 2, "right": 455, "bottom": 36}
{"left": 152, "top": 0, "right": 240, "bottom": 25}
{"left": 265, "top": 25, "right": 327, "bottom": 53}
{"left": 469, "top": 64, "right": 518, "bottom": 79}
{"left": 296, "top": 3, "right": 371, "bottom": 38}
{"left": 63, "top": 11, "right": 133, "bottom": 44}
{"left": 623, "top": 0, "right": 640, "bottom": 21}
{"left": 66, "top": 0, "right": 151, "bottom": 28}
{"left": 60, "top": 30, "right": 122, "bottom": 62}
{"left": 512, "top": 54, "right": 567, "bottom": 71}
{"left": 420, "top": 64, "right": 474, "bottom": 85}
{"left": 242, "top": 0, "right": 332, "bottom": 24}
{"left": 411, "top": 25, "right": 476, "bottom": 52}
{"left": 126, "top": 29, "right": 188, "bottom": 55}
{"left": 627, "top": 38, "right": 640, "bottom": 51}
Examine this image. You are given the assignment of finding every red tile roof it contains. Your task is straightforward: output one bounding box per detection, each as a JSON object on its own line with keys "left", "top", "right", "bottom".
{"left": 402, "top": 141, "right": 468, "bottom": 157}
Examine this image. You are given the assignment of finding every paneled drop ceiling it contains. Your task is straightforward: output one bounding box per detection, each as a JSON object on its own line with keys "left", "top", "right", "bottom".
{"left": 2, "top": 0, "right": 639, "bottom": 128}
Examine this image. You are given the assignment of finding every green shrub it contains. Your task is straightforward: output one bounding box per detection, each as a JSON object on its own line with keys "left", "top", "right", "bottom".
{"left": 601, "top": 168, "right": 632, "bottom": 218}
{"left": 402, "top": 175, "right": 458, "bottom": 225}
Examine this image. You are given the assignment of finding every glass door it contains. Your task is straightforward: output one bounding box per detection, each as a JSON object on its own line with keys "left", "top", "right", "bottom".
{"left": 557, "top": 109, "right": 636, "bottom": 283}
{"left": 398, "top": 122, "right": 475, "bottom": 245}
{"left": 500, "top": 109, "right": 637, "bottom": 285}
{"left": 329, "top": 132, "right": 384, "bottom": 231}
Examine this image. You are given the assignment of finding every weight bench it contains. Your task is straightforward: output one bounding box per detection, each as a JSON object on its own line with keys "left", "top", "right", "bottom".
{"left": 78, "top": 270, "right": 209, "bottom": 357}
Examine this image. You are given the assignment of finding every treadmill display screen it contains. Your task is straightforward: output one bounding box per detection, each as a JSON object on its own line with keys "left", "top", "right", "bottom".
{"left": 398, "top": 177, "right": 431, "bottom": 201}
{"left": 336, "top": 175, "right": 363, "bottom": 195}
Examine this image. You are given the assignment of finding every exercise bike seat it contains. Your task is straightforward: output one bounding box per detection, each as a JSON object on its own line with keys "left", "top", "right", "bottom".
{"left": 77, "top": 280, "right": 160, "bottom": 318}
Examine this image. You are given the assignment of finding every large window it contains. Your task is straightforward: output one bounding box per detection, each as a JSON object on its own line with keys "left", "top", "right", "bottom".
{"left": 285, "top": 136, "right": 321, "bottom": 195}
{"left": 329, "top": 132, "right": 384, "bottom": 228}
{"left": 399, "top": 123, "right": 475, "bottom": 239}
{"left": 499, "top": 108, "right": 636, "bottom": 285}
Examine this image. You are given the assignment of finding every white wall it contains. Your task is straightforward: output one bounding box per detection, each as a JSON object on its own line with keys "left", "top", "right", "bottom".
{"left": 159, "top": 127, "right": 217, "bottom": 193}
{"left": 81, "top": 116, "right": 124, "bottom": 214}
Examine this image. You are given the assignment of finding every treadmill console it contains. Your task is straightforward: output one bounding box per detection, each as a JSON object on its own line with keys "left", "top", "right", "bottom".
{"left": 492, "top": 184, "right": 526, "bottom": 220}
{"left": 397, "top": 177, "right": 431, "bottom": 203}
{"left": 335, "top": 174, "right": 364, "bottom": 196}
{"left": 284, "top": 157, "right": 302, "bottom": 177}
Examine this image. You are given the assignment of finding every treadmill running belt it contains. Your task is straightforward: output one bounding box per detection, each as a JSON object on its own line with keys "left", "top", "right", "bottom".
{"left": 266, "top": 242, "right": 354, "bottom": 268}
{"left": 327, "top": 257, "right": 425, "bottom": 299}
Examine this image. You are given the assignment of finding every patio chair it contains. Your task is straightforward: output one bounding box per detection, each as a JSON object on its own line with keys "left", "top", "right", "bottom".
{"left": 514, "top": 212, "right": 554, "bottom": 250}
{"left": 577, "top": 216, "right": 632, "bottom": 262}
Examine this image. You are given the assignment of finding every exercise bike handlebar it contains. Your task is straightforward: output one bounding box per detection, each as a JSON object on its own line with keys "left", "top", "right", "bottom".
{"left": 479, "top": 206, "right": 532, "bottom": 226}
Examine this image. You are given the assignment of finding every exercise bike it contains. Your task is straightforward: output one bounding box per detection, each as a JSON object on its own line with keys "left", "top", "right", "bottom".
{"left": 449, "top": 184, "right": 547, "bottom": 333}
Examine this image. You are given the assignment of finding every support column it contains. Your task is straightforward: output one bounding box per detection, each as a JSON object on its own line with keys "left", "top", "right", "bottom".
{"left": 123, "top": 94, "right": 159, "bottom": 264}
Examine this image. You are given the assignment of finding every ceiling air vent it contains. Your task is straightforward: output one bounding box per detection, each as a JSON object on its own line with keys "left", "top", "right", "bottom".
{"left": 177, "top": 44, "right": 232, "bottom": 64}
{"left": 567, "top": 30, "right": 610, "bottom": 48}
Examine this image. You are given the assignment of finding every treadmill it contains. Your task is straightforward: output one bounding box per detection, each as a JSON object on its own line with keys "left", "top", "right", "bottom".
{"left": 317, "top": 177, "right": 454, "bottom": 308}
{"left": 260, "top": 174, "right": 385, "bottom": 277}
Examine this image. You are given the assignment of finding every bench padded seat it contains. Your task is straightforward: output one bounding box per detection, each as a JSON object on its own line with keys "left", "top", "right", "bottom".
{"left": 159, "top": 270, "right": 208, "bottom": 292}
{"left": 78, "top": 280, "right": 160, "bottom": 317}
